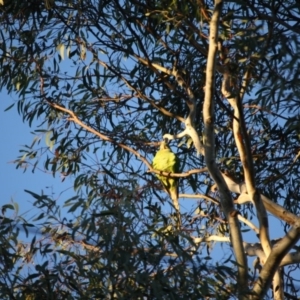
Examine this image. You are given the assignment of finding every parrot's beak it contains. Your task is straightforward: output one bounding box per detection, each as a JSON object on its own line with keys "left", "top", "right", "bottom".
{"left": 163, "top": 137, "right": 169, "bottom": 144}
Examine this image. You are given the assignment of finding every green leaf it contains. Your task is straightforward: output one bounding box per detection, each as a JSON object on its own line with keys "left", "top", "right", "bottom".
{"left": 4, "top": 103, "right": 15, "bottom": 111}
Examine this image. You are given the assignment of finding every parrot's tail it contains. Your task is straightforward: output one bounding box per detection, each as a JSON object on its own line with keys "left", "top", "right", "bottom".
{"left": 170, "top": 190, "right": 181, "bottom": 231}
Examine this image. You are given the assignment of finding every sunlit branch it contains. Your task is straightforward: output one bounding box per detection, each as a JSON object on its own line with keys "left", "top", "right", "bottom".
{"left": 193, "top": 235, "right": 230, "bottom": 243}
{"left": 46, "top": 100, "right": 207, "bottom": 182}
{"left": 222, "top": 173, "right": 300, "bottom": 226}
{"left": 221, "top": 64, "right": 286, "bottom": 298}
{"left": 136, "top": 56, "right": 204, "bottom": 155}
{"left": 238, "top": 215, "right": 259, "bottom": 234}
{"left": 252, "top": 224, "right": 300, "bottom": 298}
{"left": 150, "top": 167, "right": 208, "bottom": 178}
{"left": 181, "top": 193, "right": 259, "bottom": 234}
{"left": 223, "top": 69, "right": 272, "bottom": 258}
{"left": 180, "top": 193, "right": 220, "bottom": 205}
{"left": 203, "top": 0, "right": 248, "bottom": 295}
{"left": 244, "top": 240, "right": 300, "bottom": 268}
{"left": 45, "top": 101, "right": 153, "bottom": 170}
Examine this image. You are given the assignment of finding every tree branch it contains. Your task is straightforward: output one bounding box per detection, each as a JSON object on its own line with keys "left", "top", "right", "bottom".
{"left": 222, "top": 66, "right": 272, "bottom": 259}
{"left": 203, "top": 0, "right": 248, "bottom": 295}
{"left": 181, "top": 193, "right": 259, "bottom": 234}
{"left": 144, "top": 60, "right": 204, "bottom": 155}
{"left": 252, "top": 224, "right": 300, "bottom": 299}
{"left": 46, "top": 101, "right": 153, "bottom": 170}
{"left": 222, "top": 173, "right": 300, "bottom": 226}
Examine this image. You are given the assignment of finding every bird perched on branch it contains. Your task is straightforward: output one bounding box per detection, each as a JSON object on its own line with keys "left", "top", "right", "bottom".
{"left": 153, "top": 138, "right": 181, "bottom": 229}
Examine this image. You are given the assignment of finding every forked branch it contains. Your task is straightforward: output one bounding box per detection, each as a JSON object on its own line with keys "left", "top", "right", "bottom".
{"left": 202, "top": 0, "right": 248, "bottom": 296}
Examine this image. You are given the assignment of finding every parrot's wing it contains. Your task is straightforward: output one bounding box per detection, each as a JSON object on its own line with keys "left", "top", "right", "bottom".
{"left": 174, "top": 152, "right": 180, "bottom": 173}
{"left": 153, "top": 149, "right": 178, "bottom": 171}
{"left": 153, "top": 147, "right": 181, "bottom": 230}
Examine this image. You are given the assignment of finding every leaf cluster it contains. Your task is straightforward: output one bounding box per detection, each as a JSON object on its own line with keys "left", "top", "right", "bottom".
{"left": 1, "top": 0, "right": 300, "bottom": 298}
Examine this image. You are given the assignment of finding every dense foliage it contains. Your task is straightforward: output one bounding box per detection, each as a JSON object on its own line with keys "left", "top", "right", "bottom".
{"left": 1, "top": 0, "right": 300, "bottom": 299}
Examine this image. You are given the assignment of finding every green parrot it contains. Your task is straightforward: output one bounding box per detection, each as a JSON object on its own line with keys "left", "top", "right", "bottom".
{"left": 153, "top": 139, "right": 181, "bottom": 229}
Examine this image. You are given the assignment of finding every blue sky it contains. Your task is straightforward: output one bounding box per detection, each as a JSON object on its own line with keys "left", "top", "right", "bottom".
{"left": 0, "top": 91, "right": 74, "bottom": 226}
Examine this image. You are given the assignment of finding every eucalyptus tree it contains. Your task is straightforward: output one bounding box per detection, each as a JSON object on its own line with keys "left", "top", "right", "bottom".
{"left": 1, "top": 0, "right": 300, "bottom": 299}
